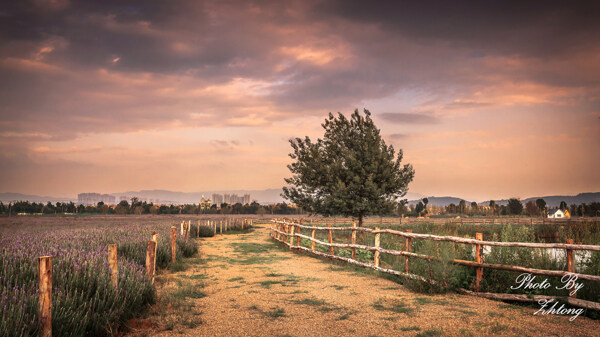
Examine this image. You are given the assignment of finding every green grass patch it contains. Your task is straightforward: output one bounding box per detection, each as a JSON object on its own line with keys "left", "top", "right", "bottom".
{"left": 490, "top": 323, "right": 508, "bottom": 333}
{"left": 415, "top": 329, "right": 443, "bottom": 337}
{"left": 173, "top": 285, "right": 207, "bottom": 299}
{"left": 264, "top": 307, "right": 286, "bottom": 319}
{"left": 336, "top": 313, "right": 350, "bottom": 320}
{"left": 228, "top": 277, "right": 244, "bottom": 282}
{"left": 373, "top": 298, "right": 414, "bottom": 315}
{"left": 400, "top": 326, "right": 421, "bottom": 331}
{"left": 331, "top": 285, "right": 347, "bottom": 290}
{"left": 294, "top": 298, "right": 327, "bottom": 306}
{"left": 169, "top": 259, "right": 189, "bottom": 272}
{"left": 415, "top": 297, "right": 433, "bottom": 305}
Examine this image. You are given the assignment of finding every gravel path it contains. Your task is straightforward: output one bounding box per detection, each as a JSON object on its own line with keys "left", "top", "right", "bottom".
{"left": 144, "top": 224, "right": 600, "bottom": 336}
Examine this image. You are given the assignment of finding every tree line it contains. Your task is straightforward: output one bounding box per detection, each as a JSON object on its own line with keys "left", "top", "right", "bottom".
{"left": 0, "top": 199, "right": 305, "bottom": 216}
{"left": 397, "top": 197, "right": 600, "bottom": 217}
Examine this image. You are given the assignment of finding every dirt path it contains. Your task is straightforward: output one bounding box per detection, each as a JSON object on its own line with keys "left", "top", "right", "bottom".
{"left": 144, "top": 224, "right": 599, "bottom": 337}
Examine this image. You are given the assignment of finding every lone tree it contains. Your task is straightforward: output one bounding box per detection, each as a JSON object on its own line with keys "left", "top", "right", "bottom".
{"left": 282, "top": 109, "right": 415, "bottom": 226}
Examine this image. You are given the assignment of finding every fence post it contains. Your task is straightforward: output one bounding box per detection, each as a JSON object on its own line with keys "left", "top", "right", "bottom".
{"left": 566, "top": 238, "right": 576, "bottom": 298}
{"left": 197, "top": 220, "right": 200, "bottom": 238}
{"left": 289, "top": 224, "right": 295, "bottom": 248}
{"left": 297, "top": 220, "right": 302, "bottom": 247}
{"left": 374, "top": 227, "right": 380, "bottom": 267}
{"left": 405, "top": 230, "right": 412, "bottom": 273}
{"left": 476, "top": 233, "right": 483, "bottom": 292}
{"left": 311, "top": 229, "right": 316, "bottom": 251}
{"left": 38, "top": 255, "right": 52, "bottom": 337}
{"left": 146, "top": 240, "right": 157, "bottom": 283}
{"left": 108, "top": 244, "right": 118, "bottom": 288}
{"left": 171, "top": 226, "right": 176, "bottom": 263}
{"left": 220, "top": 220, "right": 223, "bottom": 234}
{"left": 351, "top": 221, "right": 357, "bottom": 260}
{"left": 180, "top": 221, "right": 184, "bottom": 235}
{"left": 152, "top": 231, "right": 158, "bottom": 274}
{"left": 328, "top": 223, "right": 334, "bottom": 255}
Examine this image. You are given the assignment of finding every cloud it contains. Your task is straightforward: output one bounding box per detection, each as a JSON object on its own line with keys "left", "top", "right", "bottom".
{"left": 378, "top": 113, "right": 439, "bottom": 124}
{"left": 0, "top": 0, "right": 598, "bottom": 197}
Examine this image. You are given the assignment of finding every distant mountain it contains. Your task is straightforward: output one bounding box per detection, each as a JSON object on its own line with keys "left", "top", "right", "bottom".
{"left": 493, "top": 193, "right": 600, "bottom": 208}
{"left": 0, "top": 193, "right": 74, "bottom": 204}
{"left": 408, "top": 196, "right": 473, "bottom": 207}
{"left": 2, "top": 190, "right": 598, "bottom": 208}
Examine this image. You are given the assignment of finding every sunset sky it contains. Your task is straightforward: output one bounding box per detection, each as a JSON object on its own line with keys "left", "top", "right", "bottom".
{"left": 1, "top": 0, "right": 599, "bottom": 201}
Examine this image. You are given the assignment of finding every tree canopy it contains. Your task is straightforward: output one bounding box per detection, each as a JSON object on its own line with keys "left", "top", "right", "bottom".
{"left": 507, "top": 198, "right": 523, "bottom": 215}
{"left": 282, "top": 109, "right": 415, "bottom": 226}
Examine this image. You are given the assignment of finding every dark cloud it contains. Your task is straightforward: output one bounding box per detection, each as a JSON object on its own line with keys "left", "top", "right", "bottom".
{"left": 317, "top": 1, "right": 600, "bottom": 57}
{"left": 388, "top": 133, "right": 409, "bottom": 140}
{"left": 0, "top": 0, "right": 598, "bottom": 141}
{"left": 378, "top": 113, "right": 439, "bottom": 124}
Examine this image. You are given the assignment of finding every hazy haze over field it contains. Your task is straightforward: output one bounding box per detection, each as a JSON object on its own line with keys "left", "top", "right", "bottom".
{"left": 0, "top": 0, "right": 599, "bottom": 201}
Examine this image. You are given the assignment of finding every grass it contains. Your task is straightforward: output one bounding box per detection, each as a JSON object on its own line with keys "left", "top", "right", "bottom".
{"left": 400, "top": 326, "right": 421, "bottom": 331}
{"left": 169, "top": 259, "right": 190, "bottom": 272}
{"left": 331, "top": 285, "right": 347, "bottom": 290}
{"left": 490, "top": 323, "right": 508, "bottom": 333}
{"left": 337, "top": 313, "right": 350, "bottom": 320}
{"left": 259, "top": 280, "right": 285, "bottom": 288}
{"left": 415, "top": 329, "right": 443, "bottom": 337}
{"left": 264, "top": 307, "right": 286, "bottom": 319}
{"left": 373, "top": 298, "right": 415, "bottom": 315}
{"left": 173, "top": 284, "right": 207, "bottom": 299}
{"left": 415, "top": 297, "right": 433, "bottom": 305}
{"left": 293, "top": 297, "right": 327, "bottom": 306}
{"left": 228, "top": 276, "right": 244, "bottom": 282}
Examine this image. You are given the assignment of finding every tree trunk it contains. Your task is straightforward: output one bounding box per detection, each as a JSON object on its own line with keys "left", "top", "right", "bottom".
{"left": 358, "top": 215, "right": 363, "bottom": 227}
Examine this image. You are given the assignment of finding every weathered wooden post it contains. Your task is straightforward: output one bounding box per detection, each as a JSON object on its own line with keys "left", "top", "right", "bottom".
{"left": 328, "top": 223, "right": 334, "bottom": 255}
{"left": 374, "top": 227, "right": 381, "bottom": 267}
{"left": 38, "top": 255, "right": 52, "bottom": 337}
{"left": 171, "top": 226, "right": 176, "bottom": 263}
{"left": 311, "top": 229, "right": 316, "bottom": 251}
{"left": 108, "top": 244, "right": 118, "bottom": 288}
{"left": 566, "top": 238, "right": 576, "bottom": 298}
{"left": 146, "top": 240, "right": 157, "bottom": 283}
{"left": 296, "top": 220, "right": 302, "bottom": 247}
{"left": 405, "top": 229, "right": 412, "bottom": 273}
{"left": 289, "top": 224, "right": 295, "bottom": 249}
{"left": 351, "top": 221, "right": 357, "bottom": 260}
{"left": 180, "top": 221, "right": 184, "bottom": 235}
{"left": 197, "top": 220, "right": 200, "bottom": 238}
{"left": 220, "top": 220, "right": 223, "bottom": 234}
{"left": 475, "top": 232, "right": 483, "bottom": 292}
{"left": 151, "top": 231, "right": 158, "bottom": 274}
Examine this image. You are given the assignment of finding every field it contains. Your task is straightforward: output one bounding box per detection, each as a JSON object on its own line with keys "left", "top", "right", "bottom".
{"left": 2, "top": 215, "right": 599, "bottom": 336}
{"left": 0, "top": 215, "right": 204, "bottom": 336}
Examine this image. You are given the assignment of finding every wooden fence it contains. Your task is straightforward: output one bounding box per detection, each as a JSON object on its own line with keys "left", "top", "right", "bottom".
{"left": 270, "top": 219, "right": 600, "bottom": 311}
{"left": 36, "top": 218, "right": 254, "bottom": 336}
{"left": 294, "top": 216, "right": 600, "bottom": 226}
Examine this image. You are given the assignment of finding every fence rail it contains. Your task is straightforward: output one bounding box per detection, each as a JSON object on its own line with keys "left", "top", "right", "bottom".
{"left": 270, "top": 219, "right": 600, "bottom": 311}
{"left": 296, "top": 216, "right": 600, "bottom": 226}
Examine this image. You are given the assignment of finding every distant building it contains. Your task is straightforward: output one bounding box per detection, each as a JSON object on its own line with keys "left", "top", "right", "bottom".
{"left": 200, "top": 197, "right": 212, "bottom": 210}
{"left": 548, "top": 209, "right": 570, "bottom": 219}
{"left": 211, "top": 193, "right": 251, "bottom": 206}
{"left": 77, "top": 193, "right": 116, "bottom": 206}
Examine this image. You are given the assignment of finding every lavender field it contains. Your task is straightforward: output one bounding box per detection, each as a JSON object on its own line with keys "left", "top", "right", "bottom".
{"left": 0, "top": 215, "right": 202, "bottom": 336}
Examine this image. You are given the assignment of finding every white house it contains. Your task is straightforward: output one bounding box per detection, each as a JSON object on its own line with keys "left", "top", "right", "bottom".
{"left": 548, "top": 209, "right": 565, "bottom": 218}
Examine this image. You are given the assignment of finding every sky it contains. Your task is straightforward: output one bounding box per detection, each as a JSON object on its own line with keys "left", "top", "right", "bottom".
{"left": 0, "top": 0, "right": 599, "bottom": 201}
